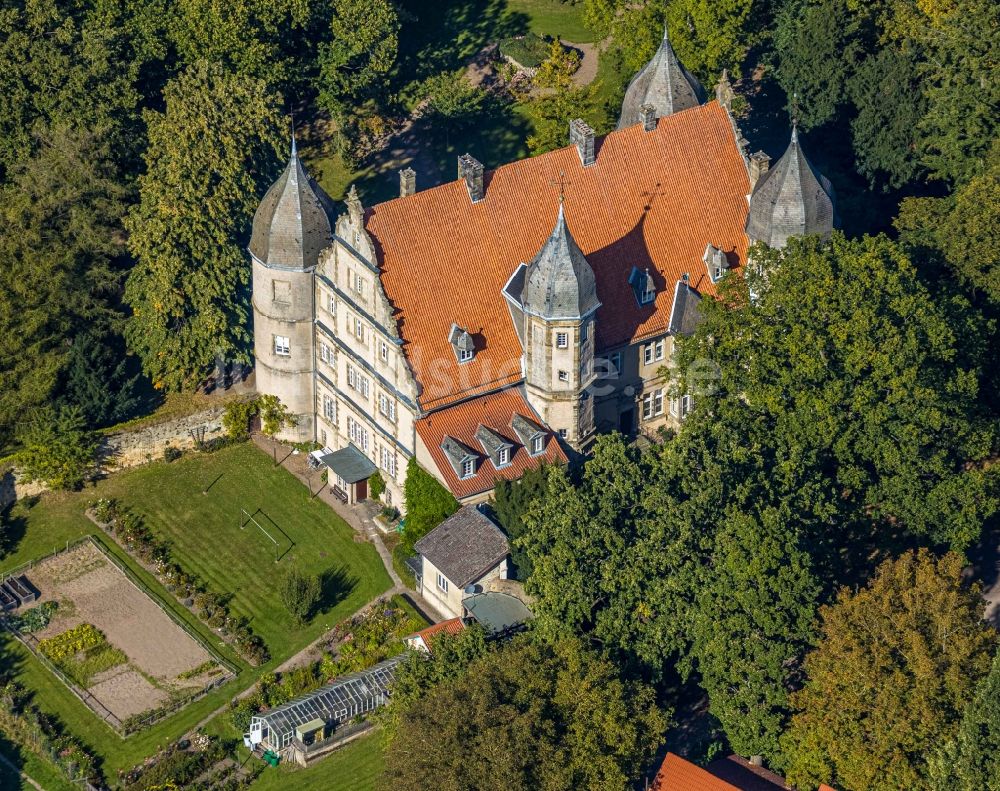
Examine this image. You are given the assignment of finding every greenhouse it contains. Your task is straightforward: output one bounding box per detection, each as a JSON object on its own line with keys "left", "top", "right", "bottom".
{"left": 249, "top": 655, "right": 403, "bottom": 756}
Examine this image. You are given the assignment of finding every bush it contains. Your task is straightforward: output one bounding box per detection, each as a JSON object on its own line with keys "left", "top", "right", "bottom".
{"left": 10, "top": 601, "right": 58, "bottom": 633}
{"left": 499, "top": 33, "right": 551, "bottom": 69}
{"left": 280, "top": 568, "right": 321, "bottom": 626}
{"left": 369, "top": 471, "right": 386, "bottom": 500}
{"left": 163, "top": 445, "right": 182, "bottom": 462}
{"left": 402, "top": 458, "right": 459, "bottom": 554}
{"left": 90, "top": 497, "right": 118, "bottom": 524}
{"left": 222, "top": 398, "right": 259, "bottom": 441}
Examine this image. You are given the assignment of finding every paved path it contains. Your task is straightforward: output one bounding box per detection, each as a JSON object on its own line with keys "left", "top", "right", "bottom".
{"left": 0, "top": 752, "right": 44, "bottom": 791}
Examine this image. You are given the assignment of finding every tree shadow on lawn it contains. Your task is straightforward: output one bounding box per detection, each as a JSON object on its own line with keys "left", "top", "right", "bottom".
{"left": 0, "top": 499, "right": 29, "bottom": 561}
{"left": 315, "top": 565, "right": 359, "bottom": 618}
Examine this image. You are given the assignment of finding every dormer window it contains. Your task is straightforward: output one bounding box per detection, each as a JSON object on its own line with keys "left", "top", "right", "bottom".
{"left": 628, "top": 266, "right": 656, "bottom": 306}
{"left": 441, "top": 435, "right": 478, "bottom": 479}
{"left": 475, "top": 425, "right": 514, "bottom": 470}
{"left": 531, "top": 435, "right": 544, "bottom": 455}
{"left": 703, "top": 244, "right": 729, "bottom": 284}
{"left": 448, "top": 322, "right": 475, "bottom": 364}
{"left": 511, "top": 413, "right": 548, "bottom": 457}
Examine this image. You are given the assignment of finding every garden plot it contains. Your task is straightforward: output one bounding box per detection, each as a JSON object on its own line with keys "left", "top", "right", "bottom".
{"left": 20, "top": 541, "right": 225, "bottom": 723}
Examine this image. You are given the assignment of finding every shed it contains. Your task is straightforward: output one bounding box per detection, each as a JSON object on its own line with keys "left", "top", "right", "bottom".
{"left": 319, "top": 444, "right": 378, "bottom": 504}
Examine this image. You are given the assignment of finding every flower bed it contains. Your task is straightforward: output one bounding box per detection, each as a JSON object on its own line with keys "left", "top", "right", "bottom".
{"left": 499, "top": 32, "right": 551, "bottom": 70}
{"left": 88, "top": 498, "right": 269, "bottom": 665}
{"left": 39, "top": 623, "right": 128, "bottom": 686}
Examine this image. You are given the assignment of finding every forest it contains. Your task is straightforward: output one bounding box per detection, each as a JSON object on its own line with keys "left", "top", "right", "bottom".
{"left": 0, "top": 1, "right": 998, "bottom": 788}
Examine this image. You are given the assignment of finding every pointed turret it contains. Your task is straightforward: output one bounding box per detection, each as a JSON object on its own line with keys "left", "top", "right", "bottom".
{"left": 617, "top": 27, "right": 706, "bottom": 130}
{"left": 745, "top": 124, "right": 836, "bottom": 248}
{"left": 249, "top": 136, "right": 336, "bottom": 269}
{"left": 522, "top": 203, "right": 600, "bottom": 320}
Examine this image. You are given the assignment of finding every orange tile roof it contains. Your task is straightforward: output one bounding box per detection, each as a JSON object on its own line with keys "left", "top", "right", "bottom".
{"left": 366, "top": 102, "right": 750, "bottom": 411}
{"left": 415, "top": 387, "right": 567, "bottom": 499}
{"left": 653, "top": 754, "right": 743, "bottom": 791}
{"left": 652, "top": 754, "right": 800, "bottom": 791}
{"left": 411, "top": 617, "right": 465, "bottom": 650}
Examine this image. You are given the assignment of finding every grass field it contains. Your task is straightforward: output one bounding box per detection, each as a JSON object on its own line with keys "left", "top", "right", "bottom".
{"left": 248, "top": 732, "right": 385, "bottom": 791}
{"left": 506, "top": 0, "right": 594, "bottom": 41}
{"left": 0, "top": 442, "right": 392, "bottom": 778}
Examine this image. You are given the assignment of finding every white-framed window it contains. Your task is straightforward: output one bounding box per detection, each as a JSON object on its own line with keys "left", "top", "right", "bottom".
{"left": 347, "top": 364, "right": 356, "bottom": 389}
{"left": 644, "top": 340, "right": 665, "bottom": 365}
{"left": 378, "top": 393, "right": 396, "bottom": 421}
{"left": 353, "top": 271, "right": 365, "bottom": 295}
{"left": 327, "top": 294, "right": 336, "bottom": 314}
{"left": 556, "top": 332, "right": 568, "bottom": 349}
{"left": 380, "top": 446, "right": 396, "bottom": 477}
{"left": 669, "top": 394, "right": 693, "bottom": 419}
{"left": 347, "top": 365, "right": 369, "bottom": 399}
{"left": 459, "top": 347, "right": 474, "bottom": 363}
{"left": 640, "top": 274, "right": 655, "bottom": 305}
{"left": 322, "top": 395, "right": 336, "bottom": 421}
{"left": 531, "top": 435, "right": 545, "bottom": 455}
{"left": 319, "top": 342, "right": 331, "bottom": 364}
{"left": 379, "top": 340, "right": 389, "bottom": 363}
{"left": 436, "top": 572, "right": 449, "bottom": 593}
{"left": 642, "top": 388, "right": 665, "bottom": 420}
{"left": 558, "top": 428, "right": 568, "bottom": 439}
{"left": 497, "top": 447, "right": 510, "bottom": 466}
{"left": 643, "top": 344, "right": 653, "bottom": 365}
{"left": 354, "top": 317, "right": 364, "bottom": 342}
{"left": 347, "top": 416, "right": 369, "bottom": 450}
{"left": 558, "top": 370, "right": 569, "bottom": 382}
{"left": 461, "top": 458, "right": 475, "bottom": 478}
{"left": 273, "top": 335, "right": 290, "bottom": 356}
{"left": 654, "top": 339, "right": 665, "bottom": 361}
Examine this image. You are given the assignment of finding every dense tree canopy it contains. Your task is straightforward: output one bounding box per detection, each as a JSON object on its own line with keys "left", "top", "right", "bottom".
{"left": 0, "top": 123, "right": 127, "bottom": 444}
{"left": 383, "top": 636, "right": 667, "bottom": 790}
{"left": 401, "top": 458, "right": 459, "bottom": 554}
{"left": 675, "top": 233, "right": 997, "bottom": 553}
{"left": 781, "top": 550, "right": 996, "bottom": 791}
{"left": 124, "top": 62, "right": 284, "bottom": 391}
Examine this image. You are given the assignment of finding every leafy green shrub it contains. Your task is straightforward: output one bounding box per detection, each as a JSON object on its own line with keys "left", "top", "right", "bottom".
{"left": 9, "top": 601, "right": 58, "bottom": 633}
{"left": 280, "top": 568, "right": 321, "bottom": 625}
{"left": 370, "top": 471, "right": 386, "bottom": 500}
{"left": 222, "top": 398, "right": 259, "bottom": 441}
{"left": 90, "top": 497, "right": 118, "bottom": 524}
{"left": 402, "top": 458, "right": 459, "bottom": 554}
{"left": 499, "top": 33, "right": 550, "bottom": 68}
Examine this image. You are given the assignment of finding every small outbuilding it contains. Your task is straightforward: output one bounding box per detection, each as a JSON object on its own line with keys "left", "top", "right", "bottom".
{"left": 414, "top": 506, "right": 510, "bottom": 620}
{"left": 318, "top": 444, "right": 377, "bottom": 504}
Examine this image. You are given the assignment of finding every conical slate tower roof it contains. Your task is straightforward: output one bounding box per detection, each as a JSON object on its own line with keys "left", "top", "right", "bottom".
{"left": 745, "top": 126, "right": 836, "bottom": 248}
{"left": 522, "top": 203, "right": 600, "bottom": 320}
{"left": 249, "top": 138, "right": 336, "bottom": 269}
{"left": 617, "top": 28, "right": 706, "bottom": 129}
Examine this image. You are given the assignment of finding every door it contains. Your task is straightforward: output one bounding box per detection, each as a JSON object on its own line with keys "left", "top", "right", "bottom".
{"left": 618, "top": 408, "right": 634, "bottom": 435}
{"left": 355, "top": 478, "right": 367, "bottom": 501}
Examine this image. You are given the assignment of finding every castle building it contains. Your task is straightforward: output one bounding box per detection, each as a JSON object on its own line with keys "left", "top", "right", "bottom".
{"left": 249, "top": 27, "right": 835, "bottom": 508}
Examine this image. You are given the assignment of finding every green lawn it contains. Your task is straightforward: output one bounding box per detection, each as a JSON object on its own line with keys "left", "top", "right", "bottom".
{"left": 248, "top": 733, "right": 385, "bottom": 791}
{"left": 506, "top": 0, "right": 594, "bottom": 41}
{"left": 0, "top": 442, "right": 392, "bottom": 778}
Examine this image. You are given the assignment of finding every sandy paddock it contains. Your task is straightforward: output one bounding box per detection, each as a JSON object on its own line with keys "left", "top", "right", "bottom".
{"left": 23, "top": 541, "right": 219, "bottom": 721}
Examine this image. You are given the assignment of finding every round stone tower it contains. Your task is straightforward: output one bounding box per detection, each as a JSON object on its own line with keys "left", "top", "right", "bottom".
{"left": 248, "top": 138, "right": 335, "bottom": 442}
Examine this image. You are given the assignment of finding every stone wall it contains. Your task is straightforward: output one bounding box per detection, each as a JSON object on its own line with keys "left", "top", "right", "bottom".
{"left": 101, "top": 407, "right": 228, "bottom": 470}
{"left": 0, "top": 407, "right": 230, "bottom": 506}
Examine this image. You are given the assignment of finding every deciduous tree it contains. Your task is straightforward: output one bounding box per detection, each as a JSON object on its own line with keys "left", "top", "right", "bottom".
{"left": 16, "top": 407, "right": 97, "bottom": 491}
{"left": 401, "top": 458, "right": 459, "bottom": 554}
{"left": 781, "top": 549, "right": 996, "bottom": 791}
{"left": 124, "top": 62, "right": 284, "bottom": 392}
{"left": 279, "top": 568, "right": 321, "bottom": 625}
{"left": 383, "top": 636, "right": 667, "bottom": 790}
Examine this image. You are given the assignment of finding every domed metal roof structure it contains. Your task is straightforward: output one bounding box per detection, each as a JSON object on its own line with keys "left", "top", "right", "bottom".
{"left": 522, "top": 203, "right": 600, "bottom": 320}
{"left": 745, "top": 126, "right": 836, "bottom": 248}
{"left": 249, "top": 138, "right": 336, "bottom": 269}
{"left": 617, "top": 27, "right": 705, "bottom": 130}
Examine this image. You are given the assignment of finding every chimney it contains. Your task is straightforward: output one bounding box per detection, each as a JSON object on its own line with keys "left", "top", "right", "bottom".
{"left": 716, "top": 69, "right": 735, "bottom": 112}
{"left": 749, "top": 755, "right": 764, "bottom": 768}
{"left": 569, "top": 119, "right": 595, "bottom": 166}
{"left": 399, "top": 167, "right": 416, "bottom": 197}
{"left": 639, "top": 104, "right": 657, "bottom": 132}
{"left": 458, "top": 154, "right": 484, "bottom": 203}
{"left": 749, "top": 150, "right": 771, "bottom": 189}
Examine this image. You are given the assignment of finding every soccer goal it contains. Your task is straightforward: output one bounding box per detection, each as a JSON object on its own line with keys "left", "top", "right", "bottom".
{"left": 239, "top": 508, "right": 282, "bottom": 563}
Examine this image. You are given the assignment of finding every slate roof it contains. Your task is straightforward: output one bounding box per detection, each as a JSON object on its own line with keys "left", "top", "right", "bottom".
{"left": 249, "top": 138, "right": 336, "bottom": 269}
{"left": 521, "top": 203, "right": 601, "bottom": 320}
{"left": 618, "top": 28, "right": 705, "bottom": 129}
{"left": 414, "top": 506, "right": 509, "bottom": 589}
{"left": 365, "top": 101, "right": 750, "bottom": 411}
{"left": 668, "top": 280, "right": 702, "bottom": 335}
{"left": 415, "top": 387, "right": 566, "bottom": 499}
{"left": 319, "top": 444, "right": 377, "bottom": 484}
{"left": 745, "top": 126, "right": 836, "bottom": 248}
